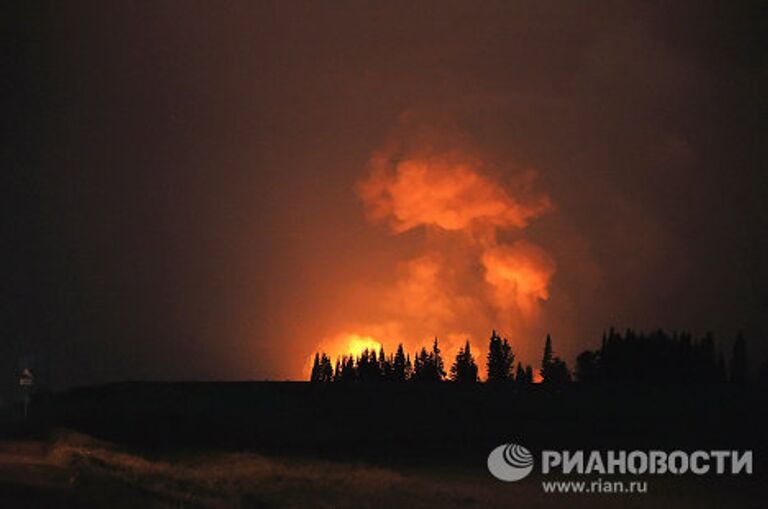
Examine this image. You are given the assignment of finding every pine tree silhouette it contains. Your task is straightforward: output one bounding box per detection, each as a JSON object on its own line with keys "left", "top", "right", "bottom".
{"left": 450, "top": 340, "right": 478, "bottom": 383}
{"left": 524, "top": 365, "right": 534, "bottom": 383}
{"left": 320, "top": 353, "right": 333, "bottom": 382}
{"left": 412, "top": 347, "right": 429, "bottom": 382}
{"left": 357, "top": 348, "right": 384, "bottom": 381}
{"left": 486, "top": 330, "right": 514, "bottom": 383}
{"left": 339, "top": 355, "right": 356, "bottom": 381}
{"left": 432, "top": 337, "right": 446, "bottom": 381}
{"left": 730, "top": 332, "right": 747, "bottom": 383}
{"left": 310, "top": 352, "right": 321, "bottom": 382}
{"left": 379, "top": 346, "right": 392, "bottom": 380}
{"left": 575, "top": 350, "right": 600, "bottom": 382}
{"left": 405, "top": 353, "right": 413, "bottom": 380}
{"left": 321, "top": 354, "right": 333, "bottom": 383}
{"left": 697, "top": 332, "right": 717, "bottom": 382}
{"left": 310, "top": 352, "right": 333, "bottom": 382}
{"left": 717, "top": 352, "right": 728, "bottom": 382}
{"left": 541, "top": 335, "right": 570, "bottom": 383}
{"left": 541, "top": 334, "right": 553, "bottom": 378}
{"left": 547, "top": 358, "right": 571, "bottom": 384}
{"left": 515, "top": 362, "right": 525, "bottom": 383}
{"left": 412, "top": 339, "right": 445, "bottom": 382}
{"left": 392, "top": 344, "right": 408, "bottom": 382}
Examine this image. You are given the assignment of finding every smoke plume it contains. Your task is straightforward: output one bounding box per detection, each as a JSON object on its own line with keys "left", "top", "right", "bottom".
{"left": 311, "top": 118, "right": 557, "bottom": 374}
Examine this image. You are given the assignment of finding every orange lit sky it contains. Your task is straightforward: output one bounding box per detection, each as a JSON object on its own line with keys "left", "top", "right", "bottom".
{"left": 8, "top": 1, "right": 766, "bottom": 388}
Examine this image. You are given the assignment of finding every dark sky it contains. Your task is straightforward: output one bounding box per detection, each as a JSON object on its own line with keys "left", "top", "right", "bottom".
{"left": 4, "top": 1, "right": 767, "bottom": 390}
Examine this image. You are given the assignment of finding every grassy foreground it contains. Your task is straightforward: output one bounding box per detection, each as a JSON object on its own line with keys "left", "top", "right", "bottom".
{"left": 0, "top": 431, "right": 760, "bottom": 508}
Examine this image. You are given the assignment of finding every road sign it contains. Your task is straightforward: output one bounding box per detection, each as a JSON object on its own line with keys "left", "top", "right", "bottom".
{"left": 19, "top": 368, "right": 34, "bottom": 386}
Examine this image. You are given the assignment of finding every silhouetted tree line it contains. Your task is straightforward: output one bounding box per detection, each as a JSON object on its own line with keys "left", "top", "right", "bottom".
{"left": 312, "top": 328, "right": 763, "bottom": 384}
{"left": 311, "top": 330, "right": 566, "bottom": 384}
{"left": 575, "top": 328, "right": 753, "bottom": 383}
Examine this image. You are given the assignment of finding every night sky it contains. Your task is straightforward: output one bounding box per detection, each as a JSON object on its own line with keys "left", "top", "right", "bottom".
{"left": 4, "top": 1, "right": 766, "bottom": 391}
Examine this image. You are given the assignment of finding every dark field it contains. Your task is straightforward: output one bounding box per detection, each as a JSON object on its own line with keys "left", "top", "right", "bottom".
{"left": 1, "top": 382, "right": 766, "bottom": 508}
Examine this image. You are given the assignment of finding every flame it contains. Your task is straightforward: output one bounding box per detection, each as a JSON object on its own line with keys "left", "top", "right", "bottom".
{"left": 305, "top": 332, "right": 383, "bottom": 376}
{"left": 343, "top": 334, "right": 384, "bottom": 358}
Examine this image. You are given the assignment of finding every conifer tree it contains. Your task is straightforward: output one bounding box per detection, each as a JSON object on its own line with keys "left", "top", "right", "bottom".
{"left": 412, "top": 347, "right": 429, "bottom": 382}
{"left": 546, "top": 357, "right": 571, "bottom": 384}
{"left": 486, "top": 330, "right": 514, "bottom": 382}
{"left": 379, "top": 346, "right": 392, "bottom": 379}
{"left": 393, "top": 344, "right": 408, "bottom": 381}
{"left": 575, "top": 350, "right": 600, "bottom": 382}
{"left": 412, "top": 340, "right": 445, "bottom": 382}
{"left": 717, "top": 352, "right": 727, "bottom": 382}
{"left": 450, "top": 340, "right": 478, "bottom": 383}
{"left": 404, "top": 354, "right": 413, "bottom": 381}
{"left": 524, "top": 365, "right": 534, "bottom": 383}
{"left": 730, "top": 332, "right": 747, "bottom": 383}
{"left": 541, "top": 334, "right": 553, "bottom": 378}
{"left": 340, "top": 355, "right": 356, "bottom": 381}
{"left": 320, "top": 353, "right": 333, "bottom": 382}
{"left": 515, "top": 362, "right": 525, "bottom": 383}
{"left": 310, "top": 352, "right": 321, "bottom": 382}
{"left": 432, "top": 337, "right": 446, "bottom": 381}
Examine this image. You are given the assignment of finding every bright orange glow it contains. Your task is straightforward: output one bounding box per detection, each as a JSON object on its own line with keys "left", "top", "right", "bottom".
{"left": 305, "top": 333, "right": 383, "bottom": 376}
{"left": 343, "top": 334, "right": 383, "bottom": 358}
{"left": 482, "top": 241, "right": 556, "bottom": 316}
{"left": 357, "top": 152, "right": 550, "bottom": 234}
{"left": 309, "top": 121, "right": 557, "bottom": 375}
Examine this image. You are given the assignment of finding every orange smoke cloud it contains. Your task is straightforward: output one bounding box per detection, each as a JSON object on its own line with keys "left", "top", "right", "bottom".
{"left": 390, "top": 254, "right": 474, "bottom": 327}
{"left": 482, "top": 241, "right": 556, "bottom": 316}
{"left": 313, "top": 123, "right": 556, "bottom": 373}
{"left": 357, "top": 152, "right": 550, "bottom": 233}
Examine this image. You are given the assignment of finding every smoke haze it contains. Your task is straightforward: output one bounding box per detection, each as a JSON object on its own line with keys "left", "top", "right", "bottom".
{"left": 5, "top": 1, "right": 766, "bottom": 386}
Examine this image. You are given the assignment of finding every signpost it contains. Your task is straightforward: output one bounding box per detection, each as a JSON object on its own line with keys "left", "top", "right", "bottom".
{"left": 19, "top": 368, "right": 34, "bottom": 419}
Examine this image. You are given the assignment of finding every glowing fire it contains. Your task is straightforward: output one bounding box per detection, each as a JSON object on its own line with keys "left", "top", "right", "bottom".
{"left": 305, "top": 333, "right": 383, "bottom": 376}
{"left": 309, "top": 119, "right": 556, "bottom": 374}
{"left": 340, "top": 334, "right": 383, "bottom": 358}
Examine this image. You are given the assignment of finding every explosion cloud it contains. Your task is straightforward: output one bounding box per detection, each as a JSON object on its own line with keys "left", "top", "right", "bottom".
{"left": 482, "top": 241, "right": 556, "bottom": 318}
{"left": 313, "top": 121, "right": 557, "bottom": 372}
{"left": 358, "top": 152, "right": 550, "bottom": 233}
